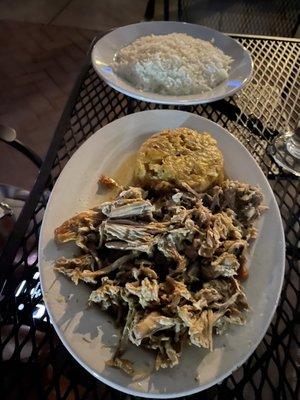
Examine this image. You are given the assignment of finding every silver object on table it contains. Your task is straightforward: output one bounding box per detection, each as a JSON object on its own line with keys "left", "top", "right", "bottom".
{"left": 272, "top": 121, "right": 300, "bottom": 177}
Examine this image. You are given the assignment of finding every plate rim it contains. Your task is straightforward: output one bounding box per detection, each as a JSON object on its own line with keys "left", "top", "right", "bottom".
{"left": 91, "top": 21, "right": 253, "bottom": 105}
{"left": 38, "top": 109, "right": 285, "bottom": 398}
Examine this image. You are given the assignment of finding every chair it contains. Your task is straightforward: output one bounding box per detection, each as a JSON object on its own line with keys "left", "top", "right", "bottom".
{"left": 0, "top": 125, "right": 43, "bottom": 253}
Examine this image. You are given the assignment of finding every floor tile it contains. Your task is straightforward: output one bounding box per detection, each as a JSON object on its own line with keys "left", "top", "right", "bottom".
{"left": 0, "top": 21, "right": 96, "bottom": 190}
{"left": 52, "top": 0, "right": 145, "bottom": 31}
{"left": 0, "top": 142, "right": 38, "bottom": 190}
{"left": 0, "top": 0, "right": 70, "bottom": 24}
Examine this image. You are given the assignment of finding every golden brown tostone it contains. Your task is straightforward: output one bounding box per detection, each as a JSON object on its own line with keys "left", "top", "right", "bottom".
{"left": 134, "top": 127, "right": 224, "bottom": 192}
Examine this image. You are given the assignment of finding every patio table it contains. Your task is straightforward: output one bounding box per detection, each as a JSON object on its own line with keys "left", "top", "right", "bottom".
{"left": 1, "top": 33, "right": 299, "bottom": 400}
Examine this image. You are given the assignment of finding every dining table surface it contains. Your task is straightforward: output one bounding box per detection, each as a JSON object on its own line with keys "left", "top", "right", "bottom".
{"left": 1, "top": 32, "right": 299, "bottom": 400}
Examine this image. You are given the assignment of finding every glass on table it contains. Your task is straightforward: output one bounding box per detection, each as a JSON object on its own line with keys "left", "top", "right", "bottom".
{"left": 272, "top": 121, "right": 300, "bottom": 176}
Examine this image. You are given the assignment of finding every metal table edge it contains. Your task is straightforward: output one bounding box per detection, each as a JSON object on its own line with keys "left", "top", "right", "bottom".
{"left": 228, "top": 33, "right": 300, "bottom": 42}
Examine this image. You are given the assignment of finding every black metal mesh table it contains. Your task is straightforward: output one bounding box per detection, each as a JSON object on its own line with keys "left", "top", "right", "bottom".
{"left": 1, "top": 34, "right": 299, "bottom": 400}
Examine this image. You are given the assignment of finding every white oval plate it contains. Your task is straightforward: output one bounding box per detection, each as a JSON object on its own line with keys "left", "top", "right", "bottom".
{"left": 91, "top": 21, "right": 253, "bottom": 105}
{"left": 39, "top": 110, "right": 284, "bottom": 398}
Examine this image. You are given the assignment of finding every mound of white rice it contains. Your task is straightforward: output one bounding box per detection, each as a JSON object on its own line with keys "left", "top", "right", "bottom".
{"left": 113, "top": 33, "right": 233, "bottom": 96}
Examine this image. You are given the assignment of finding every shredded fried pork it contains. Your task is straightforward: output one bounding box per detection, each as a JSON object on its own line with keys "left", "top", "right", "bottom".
{"left": 54, "top": 179, "right": 265, "bottom": 373}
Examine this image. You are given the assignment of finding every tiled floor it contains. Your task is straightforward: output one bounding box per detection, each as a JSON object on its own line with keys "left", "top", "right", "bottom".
{"left": 0, "top": 0, "right": 70, "bottom": 24}
{"left": 0, "top": 0, "right": 149, "bottom": 29}
{"left": 0, "top": 1, "right": 148, "bottom": 191}
{"left": 53, "top": 0, "right": 147, "bottom": 31}
{"left": 0, "top": 20, "right": 97, "bottom": 190}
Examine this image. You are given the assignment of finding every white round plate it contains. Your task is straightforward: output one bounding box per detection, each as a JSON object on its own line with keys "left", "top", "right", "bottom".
{"left": 39, "top": 110, "right": 284, "bottom": 398}
{"left": 91, "top": 21, "right": 253, "bottom": 105}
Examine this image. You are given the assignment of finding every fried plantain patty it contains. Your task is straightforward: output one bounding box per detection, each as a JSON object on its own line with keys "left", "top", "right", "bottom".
{"left": 134, "top": 127, "right": 224, "bottom": 192}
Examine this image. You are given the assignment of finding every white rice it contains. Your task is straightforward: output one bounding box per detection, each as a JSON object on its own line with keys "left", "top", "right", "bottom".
{"left": 113, "top": 33, "right": 233, "bottom": 96}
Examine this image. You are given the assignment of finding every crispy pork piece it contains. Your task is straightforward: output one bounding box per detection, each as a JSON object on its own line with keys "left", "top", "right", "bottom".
{"left": 155, "top": 340, "right": 181, "bottom": 369}
{"left": 201, "top": 253, "right": 240, "bottom": 279}
{"left": 125, "top": 278, "right": 159, "bottom": 308}
{"left": 101, "top": 198, "right": 154, "bottom": 219}
{"left": 103, "top": 220, "right": 168, "bottom": 254}
{"left": 54, "top": 209, "right": 102, "bottom": 243}
{"left": 56, "top": 254, "right": 133, "bottom": 285}
{"left": 177, "top": 307, "right": 216, "bottom": 350}
{"left": 89, "top": 277, "right": 122, "bottom": 309}
{"left": 198, "top": 211, "right": 242, "bottom": 257}
{"left": 55, "top": 254, "right": 94, "bottom": 270}
{"left": 106, "top": 357, "right": 134, "bottom": 376}
{"left": 129, "top": 311, "right": 181, "bottom": 346}
{"left": 118, "top": 186, "right": 148, "bottom": 199}
{"left": 54, "top": 255, "right": 100, "bottom": 285}
{"left": 205, "top": 180, "right": 266, "bottom": 223}
{"left": 132, "top": 261, "right": 158, "bottom": 280}
{"left": 98, "top": 174, "right": 122, "bottom": 189}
